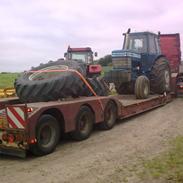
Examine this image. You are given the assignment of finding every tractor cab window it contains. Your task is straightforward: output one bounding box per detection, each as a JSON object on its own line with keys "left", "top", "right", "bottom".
{"left": 133, "top": 39, "right": 143, "bottom": 49}
{"left": 71, "top": 52, "right": 93, "bottom": 64}
{"left": 124, "top": 35, "right": 147, "bottom": 53}
{"left": 71, "top": 53, "right": 86, "bottom": 62}
{"left": 149, "top": 35, "right": 156, "bottom": 54}
{"left": 155, "top": 37, "right": 161, "bottom": 54}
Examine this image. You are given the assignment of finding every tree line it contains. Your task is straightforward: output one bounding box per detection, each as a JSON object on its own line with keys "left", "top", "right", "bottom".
{"left": 95, "top": 55, "right": 112, "bottom": 66}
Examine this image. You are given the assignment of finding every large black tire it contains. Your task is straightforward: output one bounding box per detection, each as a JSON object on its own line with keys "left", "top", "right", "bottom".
{"left": 15, "top": 60, "right": 107, "bottom": 103}
{"left": 30, "top": 114, "right": 60, "bottom": 156}
{"left": 98, "top": 100, "right": 117, "bottom": 130}
{"left": 86, "top": 77, "right": 109, "bottom": 96}
{"left": 135, "top": 76, "right": 150, "bottom": 99}
{"left": 31, "top": 59, "right": 87, "bottom": 76}
{"left": 71, "top": 106, "right": 94, "bottom": 141}
{"left": 150, "top": 57, "right": 171, "bottom": 94}
{"left": 115, "top": 82, "right": 134, "bottom": 94}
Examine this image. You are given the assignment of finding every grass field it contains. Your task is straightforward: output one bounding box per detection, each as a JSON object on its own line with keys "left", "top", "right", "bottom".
{"left": 138, "top": 136, "right": 183, "bottom": 182}
{"left": 101, "top": 66, "right": 112, "bottom": 76}
{"left": 0, "top": 73, "right": 19, "bottom": 88}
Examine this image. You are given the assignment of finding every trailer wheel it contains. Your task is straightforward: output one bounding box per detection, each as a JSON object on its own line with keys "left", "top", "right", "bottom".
{"left": 135, "top": 76, "right": 150, "bottom": 99}
{"left": 99, "top": 100, "right": 117, "bottom": 130}
{"left": 30, "top": 114, "right": 60, "bottom": 156}
{"left": 71, "top": 106, "right": 94, "bottom": 141}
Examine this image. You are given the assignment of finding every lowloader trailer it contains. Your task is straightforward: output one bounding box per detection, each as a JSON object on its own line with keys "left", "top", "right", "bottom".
{"left": 0, "top": 93, "right": 171, "bottom": 158}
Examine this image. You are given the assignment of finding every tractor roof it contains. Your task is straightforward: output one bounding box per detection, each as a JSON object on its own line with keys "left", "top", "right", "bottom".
{"left": 129, "top": 31, "right": 158, "bottom": 37}
{"left": 67, "top": 46, "right": 92, "bottom": 52}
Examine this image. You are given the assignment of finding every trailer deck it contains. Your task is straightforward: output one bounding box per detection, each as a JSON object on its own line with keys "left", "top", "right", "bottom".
{"left": 117, "top": 94, "right": 160, "bottom": 106}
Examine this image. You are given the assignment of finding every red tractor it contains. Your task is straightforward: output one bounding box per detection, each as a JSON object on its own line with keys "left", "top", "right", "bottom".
{"left": 14, "top": 46, "right": 107, "bottom": 103}
{"left": 64, "top": 46, "right": 102, "bottom": 77}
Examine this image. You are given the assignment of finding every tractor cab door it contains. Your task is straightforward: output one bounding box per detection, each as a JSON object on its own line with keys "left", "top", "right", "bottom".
{"left": 141, "top": 34, "right": 161, "bottom": 75}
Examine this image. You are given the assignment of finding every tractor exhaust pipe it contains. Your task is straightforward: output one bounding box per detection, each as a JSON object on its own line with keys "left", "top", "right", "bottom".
{"left": 123, "top": 28, "right": 131, "bottom": 49}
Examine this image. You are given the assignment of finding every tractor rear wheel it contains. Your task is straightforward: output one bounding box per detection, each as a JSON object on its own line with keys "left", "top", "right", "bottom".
{"left": 115, "top": 82, "right": 134, "bottom": 94}
{"left": 150, "top": 57, "right": 171, "bottom": 94}
{"left": 135, "top": 76, "right": 150, "bottom": 99}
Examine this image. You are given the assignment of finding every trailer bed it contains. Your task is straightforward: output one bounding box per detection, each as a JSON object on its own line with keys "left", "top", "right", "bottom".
{"left": 117, "top": 95, "right": 160, "bottom": 106}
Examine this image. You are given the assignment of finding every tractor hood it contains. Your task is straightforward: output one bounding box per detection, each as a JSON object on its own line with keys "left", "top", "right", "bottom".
{"left": 112, "top": 50, "right": 141, "bottom": 59}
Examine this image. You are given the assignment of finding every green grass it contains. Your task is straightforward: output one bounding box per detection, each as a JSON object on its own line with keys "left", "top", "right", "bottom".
{"left": 0, "top": 73, "right": 19, "bottom": 88}
{"left": 102, "top": 66, "right": 112, "bottom": 73}
{"left": 139, "top": 136, "right": 183, "bottom": 183}
{"left": 101, "top": 66, "right": 112, "bottom": 77}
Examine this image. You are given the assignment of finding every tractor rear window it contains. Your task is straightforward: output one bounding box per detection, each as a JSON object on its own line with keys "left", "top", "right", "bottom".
{"left": 71, "top": 53, "right": 86, "bottom": 61}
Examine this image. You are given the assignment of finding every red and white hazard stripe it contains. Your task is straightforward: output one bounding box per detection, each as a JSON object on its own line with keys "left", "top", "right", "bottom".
{"left": 6, "top": 107, "right": 26, "bottom": 129}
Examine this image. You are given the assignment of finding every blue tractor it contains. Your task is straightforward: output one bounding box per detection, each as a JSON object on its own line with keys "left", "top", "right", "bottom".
{"left": 106, "top": 29, "right": 171, "bottom": 99}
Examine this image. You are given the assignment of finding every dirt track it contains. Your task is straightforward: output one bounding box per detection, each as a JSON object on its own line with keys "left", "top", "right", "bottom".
{"left": 1, "top": 98, "right": 183, "bottom": 183}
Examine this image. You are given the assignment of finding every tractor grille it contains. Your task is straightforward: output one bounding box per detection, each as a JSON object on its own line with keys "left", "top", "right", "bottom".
{"left": 112, "top": 57, "right": 131, "bottom": 69}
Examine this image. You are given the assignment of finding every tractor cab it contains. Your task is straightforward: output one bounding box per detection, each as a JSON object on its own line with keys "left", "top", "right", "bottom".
{"left": 64, "top": 46, "right": 101, "bottom": 77}
{"left": 123, "top": 31, "right": 161, "bottom": 55}
{"left": 65, "top": 46, "right": 97, "bottom": 64}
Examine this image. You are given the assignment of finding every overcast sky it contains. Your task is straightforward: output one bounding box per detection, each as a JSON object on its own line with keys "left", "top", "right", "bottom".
{"left": 0, "top": 0, "right": 183, "bottom": 72}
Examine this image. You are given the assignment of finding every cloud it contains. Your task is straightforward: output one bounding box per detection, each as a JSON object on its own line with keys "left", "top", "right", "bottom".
{"left": 0, "top": 0, "right": 183, "bottom": 71}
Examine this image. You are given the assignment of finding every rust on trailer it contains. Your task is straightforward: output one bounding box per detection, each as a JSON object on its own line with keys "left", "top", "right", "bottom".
{"left": 119, "top": 94, "right": 171, "bottom": 118}
{"left": 0, "top": 94, "right": 172, "bottom": 158}
{"left": 26, "top": 96, "right": 120, "bottom": 143}
{"left": 0, "top": 104, "right": 28, "bottom": 158}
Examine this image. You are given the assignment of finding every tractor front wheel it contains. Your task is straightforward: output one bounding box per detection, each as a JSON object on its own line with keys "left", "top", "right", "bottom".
{"left": 135, "top": 76, "right": 150, "bottom": 99}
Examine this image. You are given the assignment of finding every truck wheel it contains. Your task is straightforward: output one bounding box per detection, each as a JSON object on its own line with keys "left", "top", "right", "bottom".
{"left": 71, "top": 106, "right": 94, "bottom": 141}
{"left": 135, "top": 76, "right": 150, "bottom": 99}
{"left": 30, "top": 114, "right": 60, "bottom": 156}
{"left": 150, "top": 57, "right": 171, "bottom": 94}
{"left": 99, "top": 100, "right": 117, "bottom": 130}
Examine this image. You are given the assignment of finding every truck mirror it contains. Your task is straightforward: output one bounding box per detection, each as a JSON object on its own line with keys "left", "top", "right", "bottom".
{"left": 94, "top": 52, "right": 98, "bottom": 57}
